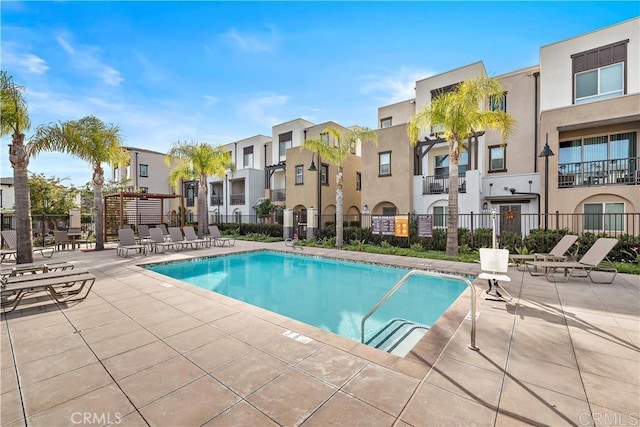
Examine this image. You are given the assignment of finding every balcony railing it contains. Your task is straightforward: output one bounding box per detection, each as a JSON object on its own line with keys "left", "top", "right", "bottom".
{"left": 271, "top": 188, "right": 286, "bottom": 202}
{"left": 422, "top": 175, "right": 467, "bottom": 195}
{"left": 230, "top": 194, "right": 245, "bottom": 205}
{"left": 558, "top": 157, "right": 639, "bottom": 188}
{"left": 210, "top": 196, "right": 223, "bottom": 206}
{"left": 186, "top": 198, "right": 195, "bottom": 207}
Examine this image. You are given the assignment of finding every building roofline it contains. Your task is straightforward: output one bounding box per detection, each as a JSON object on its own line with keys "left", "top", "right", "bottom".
{"left": 415, "top": 61, "right": 485, "bottom": 84}
{"left": 495, "top": 64, "right": 540, "bottom": 79}
{"left": 540, "top": 17, "right": 639, "bottom": 51}
{"left": 123, "top": 146, "right": 168, "bottom": 156}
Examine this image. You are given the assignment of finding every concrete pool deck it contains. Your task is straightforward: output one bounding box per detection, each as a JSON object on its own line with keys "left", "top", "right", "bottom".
{"left": 1, "top": 240, "right": 638, "bottom": 426}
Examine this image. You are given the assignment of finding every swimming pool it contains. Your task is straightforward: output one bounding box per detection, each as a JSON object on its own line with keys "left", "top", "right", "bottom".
{"left": 145, "top": 251, "right": 468, "bottom": 349}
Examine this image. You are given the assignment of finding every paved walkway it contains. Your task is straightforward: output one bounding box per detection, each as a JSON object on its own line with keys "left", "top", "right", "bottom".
{"left": 1, "top": 241, "right": 638, "bottom": 426}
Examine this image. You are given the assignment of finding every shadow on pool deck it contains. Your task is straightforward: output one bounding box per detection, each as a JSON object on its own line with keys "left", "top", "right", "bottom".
{"left": 2, "top": 240, "right": 639, "bottom": 426}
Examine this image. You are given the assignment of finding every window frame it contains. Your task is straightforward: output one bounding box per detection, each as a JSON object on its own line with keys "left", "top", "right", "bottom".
{"left": 379, "top": 151, "right": 391, "bottom": 177}
{"left": 295, "top": 164, "right": 304, "bottom": 185}
{"left": 490, "top": 92, "right": 507, "bottom": 112}
{"left": 278, "top": 131, "right": 293, "bottom": 162}
{"left": 584, "top": 202, "right": 625, "bottom": 232}
{"left": 433, "top": 206, "right": 449, "bottom": 228}
{"left": 320, "top": 164, "right": 329, "bottom": 186}
{"left": 380, "top": 117, "right": 392, "bottom": 128}
{"left": 243, "top": 146, "right": 254, "bottom": 169}
{"left": 488, "top": 145, "right": 507, "bottom": 173}
{"left": 575, "top": 62, "right": 624, "bottom": 104}
{"left": 572, "top": 39, "right": 628, "bottom": 105}
{"left": 356, "top": 172, "right": 362, "bottom": 191}
{"left": 139, "top": 164, "right": 148, "bottom": 177}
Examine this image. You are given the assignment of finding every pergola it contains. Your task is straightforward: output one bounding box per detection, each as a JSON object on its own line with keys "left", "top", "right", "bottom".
{"left": 103, "top": 192, "right": 185, "bottom": 241}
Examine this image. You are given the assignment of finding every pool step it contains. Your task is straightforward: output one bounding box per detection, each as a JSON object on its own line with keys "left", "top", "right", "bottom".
{"left": 366, "top": 318, "right": 429, "bottom": 357}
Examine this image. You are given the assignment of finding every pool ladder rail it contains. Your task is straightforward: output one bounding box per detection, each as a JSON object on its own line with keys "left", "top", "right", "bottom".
{"left": 360, "top": 270, "right": 478, "bottom": 352}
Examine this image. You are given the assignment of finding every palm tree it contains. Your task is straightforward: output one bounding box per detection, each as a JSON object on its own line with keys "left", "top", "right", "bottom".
{"left": 408, "top": 76, "right": 516, "bottom": 256}
{"left": 303, "top": 126, "right": 377, "bottom": 247}
{"left": 1, "top": 71, "right": 33, "bottom": 263}
{"left": 29, "top": 116, "right": 128, "bottom": 250}
{"left": 165, "top": 142, "right": 234, "bottom": 237}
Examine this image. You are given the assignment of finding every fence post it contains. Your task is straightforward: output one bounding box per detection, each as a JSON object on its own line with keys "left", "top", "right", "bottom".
{"left": 555, "top": 210, "right": 560, "bottom": 231}
{"left": 470, "top": 212, "right": 475, "bottom": 248}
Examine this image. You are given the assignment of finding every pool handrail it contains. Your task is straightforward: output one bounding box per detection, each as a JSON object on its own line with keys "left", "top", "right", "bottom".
{"left": 360, "top": 270, "right": 479, "bottom": 351}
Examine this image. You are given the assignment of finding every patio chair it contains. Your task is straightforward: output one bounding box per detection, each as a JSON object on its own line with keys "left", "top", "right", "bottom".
{"left": 137, "top": 225, "right": 152, "bottom": 243}
{"left": 509, "top": 234, "right": 578, "bottom": 273}
{"left": 168, "top": 227, "right": 192, "bottom": 250}
{"left": 157, "top": 224, "right": 171, "bottom": 240}
{"left": 148, "top": 228, "right": 177, "bottom": 253}
{"left": 207, "top": 225, "right": 235, "bottom": 247}
{"left": 2, "top": 229, "right": 53, "bottom": 258}
{"left": 526, "top": 237, "right": 618, "bottom": 283}
{"left": 75, "top": 230, "right": 94, "bottom": 249}
{"left": 53, "top": 231, "right": 72, "bottom": 251}
{"left": 478, "top": 248, "right": 512, "bottom": 302}
{"left": 183, "top": 226, "right": 208, "bottom": 249}
{"left": 1, "top": 268, "right": 96, "bottom": 312}
{"left": 116, "top": 228, "right": 147, "bottom": 257}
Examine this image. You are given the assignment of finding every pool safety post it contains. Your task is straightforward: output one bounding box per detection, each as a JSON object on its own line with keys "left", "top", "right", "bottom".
{"left": 491, "top": 208, "right": 497, "bottom": 249}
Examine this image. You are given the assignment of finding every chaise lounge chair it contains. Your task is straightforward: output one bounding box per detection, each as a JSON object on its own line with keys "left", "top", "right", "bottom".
{"left": 137, "top": 225, "right": 152, "bottom": 244}
{"left": 0, "top": 260, "right": 74, "bottom": 279}
{"left": 2, "top": 229, "right": 54, "bottom": 259}
{"left": 183, "top": 226, "right": 208, "bottom": 249}
{"left": 207, "top": 225, "right": 235, "bottom": 247}
{"left": 168, "top": 227, "right": 193, "bottom": 250}
{"left": 526, "top": 237, "right": 618, "bottom": 283}
{"left": 148, "top": 228, "right": 177, "bottom": 253}
{"left": 509, "top": 234, "right": 578, "bottom": 273}
{"left": 285, "top": 237, "right": 303, "bottom": 250}
{"left": 1, "top": 268, "right": 96, "bottom": 312}
{"left": 478, "top": 248, "right": 512, "bottom": 302}
{"left": 117, "top": 228, "right": 148, "bottom": 257}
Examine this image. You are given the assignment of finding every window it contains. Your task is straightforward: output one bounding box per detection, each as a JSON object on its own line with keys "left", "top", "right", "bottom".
{"left": 279, "top": 131, "right": 292, "bottom": 162}
{"left": 559, "top": 132, "right": 637, "bottom": 164}
{"left": 320, "top": 164, "right": 329, "bottom": 185}
{"left": 490, "top": 92, "right": 507, "bottom": 112}
{"left": 234, "top": 211, "right": 242, "bottom": 223}
{"left": 139, "top": 164, "right": 148, "bottom": 177}
{"left": 320, "top": 132, "right": 329, "bottom": 145}
{"left": 295, "top": 165, "right": 303, "bottom": 185}
{"left": 356, "top": 172, "right": 362, "bottom": 191}
{"left": 382, "top": 207, "right": 397, "bottom": 215}
{"left": 379, "top": 151, "right": 391, "bottom": 176}
{"left": 433, "top": 206, "right": 448, "bottom": 228}
{"left": 139, "top": 187, "right": 148, "bottom": 193}
{"left": 243, "top": 146, "right": 254, "bottom": 169}
{"left": 489, "top": 145, "right": 506, "bottom": 172}
{"left": 380, "top": 117, "right": 392, "bottom": 128}
{"left": 572, "top": 40, "right": 627, "bottom": 104}
{"left": 584, "top": 202, "right": 624, "bottom": 232}
{"left": 434, "top": 152, "right": 468, "bottom": 176}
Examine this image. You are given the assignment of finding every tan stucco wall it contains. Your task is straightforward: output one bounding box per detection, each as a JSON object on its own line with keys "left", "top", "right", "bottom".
{"left": 362, "top": 124, "right": 413, "bottom": 214}
{"left": 378, "top": 100, "right": 415, "bottom": 127}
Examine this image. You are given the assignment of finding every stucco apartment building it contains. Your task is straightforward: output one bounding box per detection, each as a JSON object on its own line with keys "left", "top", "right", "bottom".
{"left": 538, "top": 17, "right": 639, "bottom": 234}
{"left": 363, "top": 17, "right": 638, "bottom": 236}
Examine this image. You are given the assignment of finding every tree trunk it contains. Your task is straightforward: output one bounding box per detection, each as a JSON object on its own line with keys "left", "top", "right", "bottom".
{"left": 335, "top": 166, "right": 344, "bottom": 247}
{"left": 446, "top": 141, "right": 460, "bottom": 256}
{"left": 9, "top": 132, "right": 34, "bottom": 264}
{"left": 93, "top": 165, "right": 105, "bottom": 250}
{"left": 198, "top": 174, "right": 208, "bottom": 238}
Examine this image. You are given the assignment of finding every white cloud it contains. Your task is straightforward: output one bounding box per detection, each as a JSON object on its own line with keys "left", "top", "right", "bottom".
{"left": 237, "top": 94, "right": 289, "bottom": 127}
{"left": 221, "top": 25, "right": 279, "bottom": 53}
{"left": 360, "top": 67, "right": 436, "bottom": 104}
{"left": 56, "top": 34, "right": 124, "bottom": 87}
{"left": 203, "top": 95, "right": 219, "bottom": 106}
{"left": 1, "top": 43, "right": 49, "bottom": 74}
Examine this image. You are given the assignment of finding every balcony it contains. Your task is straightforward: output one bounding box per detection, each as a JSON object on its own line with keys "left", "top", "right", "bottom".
{"left": 558, "top": 157, "right": 639, "bottom": 188}
{"left": 210, "top": 196, "right": 223, "bottom": 206}
{"left": 271, "top": 189, "right": 286, "bottom": 202}
{"left": 422, "top": 175, "right": 467, "bottom": 195}
{"left": 230, "top": 194, "right": 245, "bottom": 205}
{"left": 186, "top": 198, "right": 195, "bottom": 207}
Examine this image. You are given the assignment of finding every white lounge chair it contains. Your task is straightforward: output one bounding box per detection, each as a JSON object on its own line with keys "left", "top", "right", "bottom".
{"left": 148, "top": 228, "right": 177, "bottom": 253}
{"left": 168, "top": 227, "right": 192, "bottom": 250}
{"left": 207, "top": 225, "right": 235, "bottom": 247}
{"left": 509, "top": 234, "right": 578, "bottom": 273}
{"left": 183, "top": 226, "right": 208, "bottom": 249}
{"left": 2, "top": 229, "right": 53, "bottom": 258}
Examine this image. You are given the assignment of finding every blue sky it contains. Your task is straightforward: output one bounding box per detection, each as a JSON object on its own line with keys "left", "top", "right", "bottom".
{"left": 1, "top": 1, "right": 639, "bottom": 188}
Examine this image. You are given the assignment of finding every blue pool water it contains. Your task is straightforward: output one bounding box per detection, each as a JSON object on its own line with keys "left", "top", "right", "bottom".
{"left": 145, "top": 251, "right": 468, "bottom": 343}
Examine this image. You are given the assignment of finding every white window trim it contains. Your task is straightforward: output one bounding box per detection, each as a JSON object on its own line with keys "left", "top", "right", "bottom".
{"left": 575, "top": 62, "right": 624, "bottom": 104}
